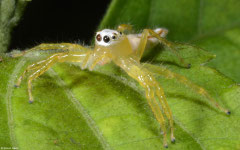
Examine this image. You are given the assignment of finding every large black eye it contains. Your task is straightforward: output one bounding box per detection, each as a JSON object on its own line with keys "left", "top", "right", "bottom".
{"left": 96, "top": 34, "right": 102, "bottom": 41}
{"left": 103, "top": 36, "right": 110, "bottom": 43}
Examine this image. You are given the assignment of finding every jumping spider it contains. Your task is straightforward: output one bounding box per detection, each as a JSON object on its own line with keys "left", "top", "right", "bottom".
{"left": 12, "top": 24, "right": 230, "bottom": 148}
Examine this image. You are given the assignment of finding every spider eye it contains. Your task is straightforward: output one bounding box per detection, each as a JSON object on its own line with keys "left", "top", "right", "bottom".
{"left": 96, "top": 34, "right": 102, "bottom": 42}
{"left": 103, "top": 36, "right": 110, "bottom": 43}
{"left": 119, "top": 32, "right": 122, "bottom": 35}
{"left": 112, "top": 35, "right": 116, "bottom": 39}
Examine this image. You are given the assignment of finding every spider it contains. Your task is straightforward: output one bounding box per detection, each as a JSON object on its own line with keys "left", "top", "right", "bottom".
{"left": 12, "top": 24, "right": 230, "bottom": 148}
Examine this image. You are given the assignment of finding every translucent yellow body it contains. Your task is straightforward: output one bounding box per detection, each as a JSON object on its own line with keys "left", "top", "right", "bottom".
{"left": 12, "top": 24, "right": 230, "bottom": 148}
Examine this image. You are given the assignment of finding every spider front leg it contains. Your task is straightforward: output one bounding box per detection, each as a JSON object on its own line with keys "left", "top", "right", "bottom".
{"left": 15, "top": 58, "right": 51, "bottom": 87}
{"left": 10, "top": 43, "right": 90, "bottom": 57}
{"left": 114, "top": 57, "right": 175, "bottom": 148}
{"left": 16, "top": 50, "right": 92, "bottom": 103}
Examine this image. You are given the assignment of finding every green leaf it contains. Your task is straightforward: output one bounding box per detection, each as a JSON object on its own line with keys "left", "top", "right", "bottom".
{"left": 1, "top": 0, "right": 240, "bottom": 150}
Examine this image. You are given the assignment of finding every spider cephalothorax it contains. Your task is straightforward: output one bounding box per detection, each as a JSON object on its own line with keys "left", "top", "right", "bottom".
{"left": 12, "top": 24, "right": 230, "bottom": 148}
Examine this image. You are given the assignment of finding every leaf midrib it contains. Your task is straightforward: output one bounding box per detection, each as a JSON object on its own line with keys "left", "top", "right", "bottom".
{"left": 47, "top": 69, "right": 112, "bottom": 150}
{"left": 6, "top": 58, "right": 26, "bottom": 147}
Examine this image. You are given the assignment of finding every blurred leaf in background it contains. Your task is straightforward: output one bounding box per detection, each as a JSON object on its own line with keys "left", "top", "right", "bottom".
{"left": 0, "top": 0, "right": 240, "bottom": 150}
{"left": 0, "top": 0, "right": 28, "bottom": 53}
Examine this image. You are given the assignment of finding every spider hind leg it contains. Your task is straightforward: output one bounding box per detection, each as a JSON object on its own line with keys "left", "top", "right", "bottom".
{"left": 145, "top": 63, "right": 231, "bottom": 115}
{"left": 145, "top": 29, "right": 191, "bottom": 69}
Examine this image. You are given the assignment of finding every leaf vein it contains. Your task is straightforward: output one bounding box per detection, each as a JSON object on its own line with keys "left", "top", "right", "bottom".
{"left": 174, "top": 119, "right": 206, "bottom": 150}
{"left": 6, "top": 58, "right": 26, "bottom": 147}
{"left": 48, "top": 69, "right": 112, "bottom": 150}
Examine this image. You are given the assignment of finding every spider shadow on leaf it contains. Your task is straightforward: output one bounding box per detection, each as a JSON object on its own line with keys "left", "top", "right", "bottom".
{"left": 168, "top": 92, "right": 222, "bottom": 114}
{"left": 166, "top": 92, "right": 220, "bottom": 135}
{"left": 141, "top": 45, "right": 189, "bottom": 69}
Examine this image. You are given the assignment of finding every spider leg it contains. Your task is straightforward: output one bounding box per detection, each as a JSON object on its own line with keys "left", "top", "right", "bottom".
{"left": 135, "top": 29, "right": 149, "bottom": 60}
{"left": 135, "top": 28, "right": 169, "bottom": 61}
{"left": 89, "top": 51, "right": 113, "bottom": 70}
{"left": 15, "top": 59, "right": 47, "bottom": 87}
{"left": 19, "top": 50, "right": 92, "bottom": 103}
{"left": 144, "top": 63, "right": 231, "bottom": 115}
{"left": 10, "top": 43, "right": 90, "bottom": 58}
{"left": 117, "top": 24, "right": 132, "bottom": 33}
{"left": 15, "top": 43, "right": 92, "bottom": 86}
{"left": 114, "top": 57, "right": 174, "bottom": 148}
{"left": 155, "top": 85, "right": 175, "bottom": 143}
{"left": 133, "top": 31, "right": 176, "bottom": 140}
{"left": 26, "top": 53, "right": 61, "bottom": 102}
{"left": 146, "top": 88, "right": 168, "bottom": 148}
{"left": 140, "top": 29, "right": 191, "bottom": 68}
